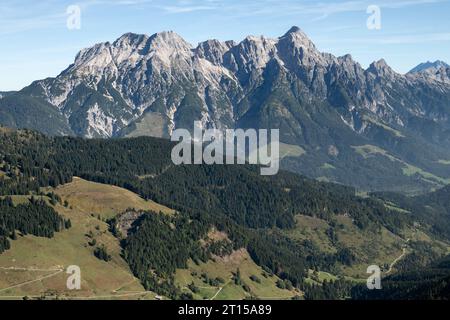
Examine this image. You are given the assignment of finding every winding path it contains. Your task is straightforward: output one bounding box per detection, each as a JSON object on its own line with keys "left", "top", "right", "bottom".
{"left": 0, "top": 267, "right": 64, "bottom": 293}
{"left": 386, "top": 239, "right": 410, "bottom": 275}
{"left": 0, "top": 265, "right": 153, "bottom": 300}
{"left": 210, "top": 280, "right": 232, "bottom": 300}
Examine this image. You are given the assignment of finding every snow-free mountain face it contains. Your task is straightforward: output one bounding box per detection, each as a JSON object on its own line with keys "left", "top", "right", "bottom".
{"left": 7, "top": 27, "right": 450, "bottom": 139}
{"left": 408, "top": 60, "right": 450, "bottom": 84}
{"left": 2, "top": 27, "right": 450, "bottom": 193}
{"left": 409, "top": 60, "right": 449, "bottom": 74}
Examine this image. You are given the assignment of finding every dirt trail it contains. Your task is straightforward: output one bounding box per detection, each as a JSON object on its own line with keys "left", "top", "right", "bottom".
{"left": 210, "top": 280, "right": 232, "bottom": 300}
{"left": 0, "top": 268, "right": 64, "bottom": 293}
{"left": 386, "top": 238, "right": 410, "bottom": 275}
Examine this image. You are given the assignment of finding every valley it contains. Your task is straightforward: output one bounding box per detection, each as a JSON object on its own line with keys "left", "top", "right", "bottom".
{"left": 0, "top": 179, "right": 157, "bottom": 300}
{"left": 2, "top": 28, "right": 450, "bottom": 193}
{"left": 1, "top": 0, "right": 450, "bottom": 306}
{"left": 1, "top": 128, "right": 450, "bottom": 299}
{"left": 0, "top": 178, "right": 300, "bottom": 300}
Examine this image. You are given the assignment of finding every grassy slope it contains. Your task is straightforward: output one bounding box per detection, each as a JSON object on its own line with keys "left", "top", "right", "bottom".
{"left": 285, "top": 214, "right": 450, "bottom": 280}
{"left": 175, "top": 249, "right": 300, "bottom": 300}
{"left": 121, "top": 112, "right": 168, "bottom": 139}
{"left": 0, "top": 179, "right": 174, "bottom": 300}
{"left": 278, "top": 143, "right": 306, "bottom": 159}
{"left": 53, "top": 177, "right": 174, "bottom": 219}
{"left": 334, "top": 216, "right": 404, "bottom": 277}
{"left": 1, "top": 177, "right": 448, "bottom": 299}
{"left": 352, "top": 145, "right": 450, "bottom": 188}
{"left": 0, "top": 178, "right": 291, "bottom": 300}
{"left": 249, "top": 142, "right": 306, "bottom": 163}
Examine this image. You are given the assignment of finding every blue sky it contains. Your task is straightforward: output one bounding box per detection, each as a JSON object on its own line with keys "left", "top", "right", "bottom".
{"left": 1, "top": 0, "right": 450, "bottom": 91}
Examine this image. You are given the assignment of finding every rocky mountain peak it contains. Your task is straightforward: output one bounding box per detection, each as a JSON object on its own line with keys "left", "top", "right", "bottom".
{"left": 9, "top": 25, "right": 450, "bottom": 154}
{"left": 367, "top": 59, "right": 397, "bottom": 78}
{"left": 409, "top": 60, "right": 449, "bottom": 74}
{"left": 147, "top": 31, "right": 192, "bottom": 57}
{"left": 371, "top": 58, "right": 389, "bottom": 68}
{"left": 113, "top": 32, "right": 149, "bottom": 47}
{"left": 225, "top": 35, "right": 277, "bottom": 73}
{"left": 4, "top": 26, "right": 450, "bottom": 196}
{"left": 284, "top": 26, "right": 302, "bottom": 34}
{"left": 337, "top": 54, "right": 357, "bottom": 66}
{"left": 150, "top": 30, "right": 191, "bottom": 48}
{"left": 279, "top": 26, "right": 316, "bottom": 50}
{"left": 335, "top": 54, "right": 365, "bottom": 77}
{"left": 195, "top": 39, "right": 230, "bottom": 65}
{"left": 407, "top": 60, "right": 450, "bottom": 83}
{"left": 276, "top": 26, "right": 325, "bottom": 70}
{"left": 242, "top": 35, "right": 277, "bottom": 48}
{"left": 224, "top": 40, "right": 236, "bottom": 49}
{"left": 68, "top": 41, "right": 116, "bottom": 78}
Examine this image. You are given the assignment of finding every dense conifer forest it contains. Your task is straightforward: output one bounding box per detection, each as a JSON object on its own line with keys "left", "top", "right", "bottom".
{"left": 1, "top": 127, "right": 450, "bottom": 299}
{"left": 0, "top": 197, "right": 67, "bottom": 253}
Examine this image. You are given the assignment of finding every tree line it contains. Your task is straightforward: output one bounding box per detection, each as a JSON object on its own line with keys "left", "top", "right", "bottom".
{"left": 0, "top": 197, "right": 68, "bottom": 254}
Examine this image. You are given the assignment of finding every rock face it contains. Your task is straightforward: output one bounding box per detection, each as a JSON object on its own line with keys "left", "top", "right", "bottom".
{"left": 6, "top": 27, "right": 449, "bottom": 139}
{"left": 409, "top": 60, "right": 449, "bottom": 74}
{"left": 2, "top": 27, "right": 450, "bottom": 192}
{"left": 408, "top": 60, "right": 450, "bottom": 84}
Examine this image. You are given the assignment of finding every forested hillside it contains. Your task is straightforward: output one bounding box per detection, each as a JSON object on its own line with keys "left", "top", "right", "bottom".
{"left": 0, "top": 128, "right": 408, "bottom": 231}
{"left": 0, "top": 197, "right": 68, "bottom": 254}
{"left": 351, "top": 253, "right": 450, "bottom": 300}
{"left": 1, "top": 127, "right": 450, "bottom": 299}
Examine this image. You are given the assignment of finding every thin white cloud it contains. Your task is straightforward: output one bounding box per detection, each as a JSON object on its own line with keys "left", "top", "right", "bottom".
{"left": 1, "top": 0, "right": 446, "bottom": 35}
{"left": 211, "top": 0, "right": 449, "bottom": 19}
{"left": 318, "top": 32, "right": 450, "bottom": 45}
{"left": 0, "top": 13, "right": 66, "bottom": 36}
{"left": 0, "top": 0, "right": 156, "bottom": 35}
{"left": 160, "top": 5, "right": 216, "bottom": 13}
{"left": 78, "top": 0, "right": 154, "bottom": 7}
{"left": 378, "top": 33, "right": 450, "bottom": 44}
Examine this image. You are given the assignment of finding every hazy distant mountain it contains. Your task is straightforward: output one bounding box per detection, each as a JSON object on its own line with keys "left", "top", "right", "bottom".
{"left": 409, "top": 60, "right": 449, "bottom": 73}
{"left": 408, "top": 60, "right": 450, "bottom": 84}
{"left": 1, "top": 27, "right": 450, "bottom": 192}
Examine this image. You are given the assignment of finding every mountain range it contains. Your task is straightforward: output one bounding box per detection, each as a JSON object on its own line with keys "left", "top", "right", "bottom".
{"left": 1, "top": 26, "right": 450, "bottom": 193}
{"left": 409, "top": 60, "right": 449, "bottom": 73}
